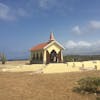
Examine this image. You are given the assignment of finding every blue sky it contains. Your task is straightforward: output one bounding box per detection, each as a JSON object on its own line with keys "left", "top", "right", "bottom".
{"left": 0, "top": 0, "right": 100, "bottom": 59}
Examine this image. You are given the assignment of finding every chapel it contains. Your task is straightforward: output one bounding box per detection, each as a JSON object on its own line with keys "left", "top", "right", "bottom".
{"left": 30, "top": 32, "right": 64, "bottom": 64}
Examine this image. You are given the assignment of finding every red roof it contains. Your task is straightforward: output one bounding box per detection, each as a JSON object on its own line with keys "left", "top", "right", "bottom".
{"left": 30, "top": 42, "right": 49, "bottom": 51}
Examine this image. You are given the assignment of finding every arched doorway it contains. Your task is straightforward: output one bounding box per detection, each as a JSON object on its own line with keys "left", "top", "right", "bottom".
{"left": 50, "top": 50, "right": 57, "bottom": 63}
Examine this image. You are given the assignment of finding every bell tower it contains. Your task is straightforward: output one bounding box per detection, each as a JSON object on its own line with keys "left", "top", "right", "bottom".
{"left": 49, "top": 32, "right": 55, "bottom": 42}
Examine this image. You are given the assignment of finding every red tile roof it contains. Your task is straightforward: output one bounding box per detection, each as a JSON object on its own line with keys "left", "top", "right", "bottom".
{"left": 30, "top": 42, "right": 49, "bottom": 51}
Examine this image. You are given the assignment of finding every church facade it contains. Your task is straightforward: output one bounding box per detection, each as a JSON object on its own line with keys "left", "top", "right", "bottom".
{"left": 30, "top": 33, "right": 64, "bottom": 64}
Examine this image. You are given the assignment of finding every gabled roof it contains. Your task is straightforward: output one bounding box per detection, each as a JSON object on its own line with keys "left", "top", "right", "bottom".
{"left": 30, "top": 41, "right": 64, "bottom": 51}
{"left": 30, "top": 42, "right": 49, "bottom": 51}
{"left": 30, "top": 33, "right": 65, "bottom": 51}
{"left": 44, "top": 40, "right": 65, "bottom": 50}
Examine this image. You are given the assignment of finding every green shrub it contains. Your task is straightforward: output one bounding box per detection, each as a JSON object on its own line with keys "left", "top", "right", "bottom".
{"left": 73, "top": 77, "right": 100, "bottom": 93}
{"left": 96, "top": 97, "right": 100, "bottom": 100}
{"left": 0, "top": 53, "right": 6, "bottom": 64}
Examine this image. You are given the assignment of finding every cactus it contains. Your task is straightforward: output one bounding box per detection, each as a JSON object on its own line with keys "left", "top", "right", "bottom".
{"left": 0, "top": 53, "right": 6, "bottom": 64}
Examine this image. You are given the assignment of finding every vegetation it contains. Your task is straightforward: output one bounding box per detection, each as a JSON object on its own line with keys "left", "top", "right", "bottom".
{"left": 73, "top": 77, "right": 100, "bottom": 94}
{"left": 0, "top": 53, "right": 6, "bottom": 64}
{"left": 64, "top": 55, "right": 100, "bottom": 62}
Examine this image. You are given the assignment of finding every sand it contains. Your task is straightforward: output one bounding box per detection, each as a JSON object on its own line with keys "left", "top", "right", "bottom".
{"left": 0, "top": 71, "right": 99, "bottom": 100}
{"left": 0, "top": 60, "right": 100, "bottom": 73}
{"left": 0, "top": 61, "right": 100, "bottom": 100}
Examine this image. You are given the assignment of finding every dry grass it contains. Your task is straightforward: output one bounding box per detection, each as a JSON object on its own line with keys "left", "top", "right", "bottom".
{"left": 0, "top": 71, "right": 100, "bottom": 100}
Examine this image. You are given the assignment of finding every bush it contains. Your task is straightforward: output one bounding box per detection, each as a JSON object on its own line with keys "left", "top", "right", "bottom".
{"left": 0, "top": 53, "right": 6, "bottom": 64}
{"left": 73, "top": 77, "right": 100, "bottom": 93}
{"left": 96, "top": 97, "right": 100, "bottom": 100}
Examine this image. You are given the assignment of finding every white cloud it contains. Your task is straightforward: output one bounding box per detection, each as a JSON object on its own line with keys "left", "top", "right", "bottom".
{"left": 38, "top": 0, "right": 71, "bottom": 13}
{"left": 71, "top": 20, "right": 100, "bottom": 35}
{"left": 65, "top": 40, "right": 77, "bottom": 48}
{"left": 64, "top": 40, "right": 100, "bottom": 55}
{"left": 39, "top": 0, "right": 48, "bottom": 9}
{"left": 78, "top": 41, "right": 91, "bottom": 47}
{"left": 65, "top": 40, "right": 91, "bottom": 49}
{"left": 89, "top": 20, "right": 100, "bottom": 30}
{"left": 0, "top": 3, "right": 15, "bottom": 20}
{"left": 38, "top": 0, "right": 56, "bottom": 9}
{"left": 71, "top": 25, "right": 81, "bottom": 34}
{"left": 0, "top": 2, "right": 28, "bottom": 21}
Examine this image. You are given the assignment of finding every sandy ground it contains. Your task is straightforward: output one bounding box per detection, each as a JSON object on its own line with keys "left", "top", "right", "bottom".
{"left": 0, "top": 60, "right": 100, "bottom": 73}
{"left": 0, "top": 71, "right": 99, "bottom": 100}
{"left": 0, "top": 61, "right": 100, "bottom": 100}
